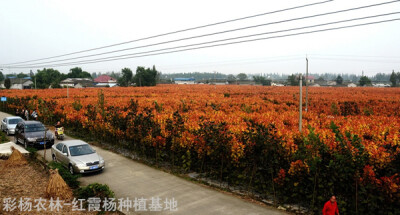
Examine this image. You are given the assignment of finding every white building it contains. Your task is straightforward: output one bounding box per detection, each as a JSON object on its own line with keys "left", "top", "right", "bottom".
{"left": 174, "top": 78, "right": 195, "bottom": 84}
{"left": 327, "top": 81, "right": 337, "bottom": 86}
{"left": 373, "top": 83, "right": 391, "bottom": 87}
{"left": 347, "top": 83, "right": 357, "bottom": 87}
{"left": 0, "top": 78, "right": 33, "bottom": 89}
{"left": 60, "top": 78, "right": 94, "bottom": 88}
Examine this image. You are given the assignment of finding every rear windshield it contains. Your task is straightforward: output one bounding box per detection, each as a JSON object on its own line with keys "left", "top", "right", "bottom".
{"left": 9, "top": 118, "right": 22, "bottom": 125}
{"left": 25, "top": 123, "right": 45, "bottom": 132}
{"left": 69, "top": 144, "right": 95, "bottom": 156}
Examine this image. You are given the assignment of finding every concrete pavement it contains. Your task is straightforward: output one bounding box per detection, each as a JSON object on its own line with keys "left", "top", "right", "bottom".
{"left": 0, "top": 141, "right": 29, "bottom": 157}
{"left": 0, "top": 111, "right": 288, "bottom": 215}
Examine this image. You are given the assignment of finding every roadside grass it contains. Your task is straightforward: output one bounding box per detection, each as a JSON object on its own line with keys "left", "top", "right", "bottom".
{"left": 0, "top": 131, "right": 9, "bottom": 143}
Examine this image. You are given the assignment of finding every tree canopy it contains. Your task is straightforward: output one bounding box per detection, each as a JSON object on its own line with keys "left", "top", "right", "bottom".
{"left": 68, "top": 67, "right": 92, "bottom": 79}
{"left": 35, "top": 68, "right": 62, "bottom": 89}
{"left": 17, "top": 72, "right": 29, "bottom": 78}
{"left": 253, "top": 76, "right": 271, "bottom": 86}
{"left": 4, "top": 78, "right": 11, "bottom": 89}
{"left": 359, "top": 76, "right": 372, "bottom": 86}
{"left": 117, "top": 68, "right": 133, "bottom": 87}
{"left": 236, "top": 73, "right": 248, "bottom": 81}
{"left": 336, "top": 75, "right": 343, "bottom": 85}
{"left": 133, "top": 66, "right": 160, "bottom": 87}
{"left": 390, "top": 71, "right": 400, "bottom": 87}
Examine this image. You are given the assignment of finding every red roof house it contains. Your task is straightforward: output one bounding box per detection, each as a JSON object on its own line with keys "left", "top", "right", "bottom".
{"left": 94, "top": 75, "right": 117, "bottom": 83}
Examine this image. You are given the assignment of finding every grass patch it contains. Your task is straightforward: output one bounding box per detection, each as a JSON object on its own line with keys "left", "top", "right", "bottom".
{"left": 0, "top": 131, "right": 9, "bottom": 143}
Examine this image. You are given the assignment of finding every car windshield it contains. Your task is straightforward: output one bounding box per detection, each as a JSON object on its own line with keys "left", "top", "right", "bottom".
{"left": 25, "top": 123, "right": 45, "bottom": 132}
{"left": 69, "top": 144, "right": 95, "bottom": 156}
{"left": 9, "top": 118, "right": 22, "bottom": 125}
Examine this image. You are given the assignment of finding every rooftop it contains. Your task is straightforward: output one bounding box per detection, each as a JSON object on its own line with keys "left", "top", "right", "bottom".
{"left": 94, "top": 75, "right": 116, "bottom": 83}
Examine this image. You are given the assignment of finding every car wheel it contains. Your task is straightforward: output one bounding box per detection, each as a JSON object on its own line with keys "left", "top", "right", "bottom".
{"left": 6, "top": 129, "right": 9, "bottom": 136}
{"left": 52, "top": 154, "right": 57, "bottom": 162}
{"left": 23, "top": 140, "right": 28, "bottom": 149}
{"left": 14, "top": 136, "right": 18, "bottom": 144}
{"left": 69, "top": 164, "right": 74, "bottom": 175}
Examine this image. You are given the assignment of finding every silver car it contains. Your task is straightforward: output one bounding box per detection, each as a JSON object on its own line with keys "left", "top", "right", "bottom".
{"left": 1, "top": 116, "right": 24, "bottom": 135}
{"left": 51, "top": 140, "right": 105, "bottom": 174}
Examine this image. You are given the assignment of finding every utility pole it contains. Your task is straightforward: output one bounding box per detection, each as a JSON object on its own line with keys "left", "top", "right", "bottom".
{"left": 214, "top": 71, "right": 216, "bottom": 90}
{"left": 299, "top": 73, "right": 303, "bottom": 133}
{"left": 305, "top": 57, "right": 309, "bottom": 112}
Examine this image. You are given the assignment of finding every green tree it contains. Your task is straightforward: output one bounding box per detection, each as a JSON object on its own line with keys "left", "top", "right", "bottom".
{"left": 236, "top": 73, "right": 247, "bottom": 81}
{"left": 17, "top": 73, "right": 29, "bottom": 78}
{"left": 133, "top": 66, "right": 159, "bottom": 86}
{"left": 68, "top": 67, "right": 91, "bottom": 79}
{"left": 390, "top": 71, "right": 398, "bottom": 87}
{"left": 35, "top": 68, "right": 62, "bottom": 89}
{"left": 0, "top": 72, "right": 4, "bottom": 82}
{"left": 287, "top": 74, "right": 305, "bottom": 86}
{"left": 117, "top": 68, "right": 133, "bottom": 87}
{"left": 6, "top": 74, "right": 15, "bottom": 78}
{"left": 4, "top": 78, "right": 11, "bottom": 89}
{"left": 336, "top": 75, "right": 343, "bottom": 85}
{"left": 227, "top": 74, "right": 236, "bottom": 81}
{"left": 253, "top": 76, "right": 272, "bottom": 86}
{"left": 359, "top": 76, "right": 372, "bottom": 86}
{"left": 287, "top": 74, "right": 298, "bottom": 86}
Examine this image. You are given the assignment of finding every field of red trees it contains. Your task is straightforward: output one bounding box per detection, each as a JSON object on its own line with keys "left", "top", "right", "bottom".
{"left": 1, "top": 85, "right": 399, "bottom": 214}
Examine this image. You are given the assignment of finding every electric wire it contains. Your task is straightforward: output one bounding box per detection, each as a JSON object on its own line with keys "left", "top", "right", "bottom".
{"left": 8, "top": 13, "right": 400, "bottom": 68}
{"left": 2, "top": 0, "right": 334, "bottom": 65}
{"left": 5, "top": 1, "right": 400, "bottom": 67}
{"left": 8, "top": 18, "right": 400, "bottom": 68}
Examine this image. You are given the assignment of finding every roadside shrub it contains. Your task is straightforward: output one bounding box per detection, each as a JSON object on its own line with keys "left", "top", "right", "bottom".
{"left": 75, "top": 183, "right": 115, "bottom": 211}
{"left": 26, "top": 147, "right": 37, "bottom": 160}
{"left": 75, "top": 183, "right": 115, "bottom": 200}
{"left": 0, "top": 131, "right": 9, "bottom": 143}
{"left": 48, "top": 161, "right": 81, "bottom": 188}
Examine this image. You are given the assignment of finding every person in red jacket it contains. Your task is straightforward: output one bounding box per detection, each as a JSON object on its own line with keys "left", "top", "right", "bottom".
{"left": 322, "top": 196, "right": 339, "bottom": 215}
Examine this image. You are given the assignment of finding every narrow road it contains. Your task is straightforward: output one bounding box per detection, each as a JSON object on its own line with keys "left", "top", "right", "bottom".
{"left": 0, "top": 111, "right": 288, "bottom": 215}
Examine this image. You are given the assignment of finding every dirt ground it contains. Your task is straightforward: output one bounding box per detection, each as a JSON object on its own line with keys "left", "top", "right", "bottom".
{"left": 0, "top": 159, "right": 117, "bottom": 215}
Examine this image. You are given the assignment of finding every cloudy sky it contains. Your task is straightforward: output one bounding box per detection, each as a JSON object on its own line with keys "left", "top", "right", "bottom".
{"left": 0, "top": 0, "right": 399, "bottom": 76}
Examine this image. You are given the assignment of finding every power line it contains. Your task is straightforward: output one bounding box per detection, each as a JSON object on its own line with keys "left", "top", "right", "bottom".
{"left": 2, "top": 0, "right": 333, "bottom": 65}
{"left": 310, "top": 53, "right": 400, "bottom": 59}
{"left": 160, "top": 57, "right": 304, "bottom": 70}
{"left": 10, "top": 18, "right": 400, "bottom": 68}
{"left": 10, "top": 18, "right": 400, "bottom": 69}
{"left": 9, "top": 13, "right": 400, "bottom": 68}
{"left": 159, "top": 55, "right": 303, "bottom": 69}
{"left": 5, "top": 1, "right": 400, "bottom": 67}
{"left": 312, "top": 57, "right": 400, "bottom": 63}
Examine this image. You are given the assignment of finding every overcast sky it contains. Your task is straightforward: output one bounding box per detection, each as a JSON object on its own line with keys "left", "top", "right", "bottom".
{"left": 0, "top": 0, "right": 399, "bottom": 76}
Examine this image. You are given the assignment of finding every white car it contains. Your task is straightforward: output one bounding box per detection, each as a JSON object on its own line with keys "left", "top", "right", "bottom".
{"left": 51, "top": 140, "right": 105, "bottom": 174}
{"left": 1, "top": 116, "right": 24, "bottom": 135}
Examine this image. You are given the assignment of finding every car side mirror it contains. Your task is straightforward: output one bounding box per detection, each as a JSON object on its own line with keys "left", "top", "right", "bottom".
{"left": 63, "top": 153, "right": 68, "bottom": 156}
